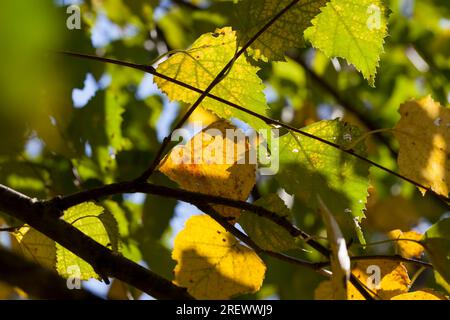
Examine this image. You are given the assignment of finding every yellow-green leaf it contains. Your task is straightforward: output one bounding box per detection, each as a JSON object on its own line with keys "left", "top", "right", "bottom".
{"left": 391, "top": 290, "right": 447, "bottom": 300}
{"left": 422, "top": 218, "right": 450, "bottom": 284}
{"left": 238, "top": 193, "right": 297, "bottom": 252}
{"left": 388, "top": 229, "right": 424, "bottom": 259}
{"left": 304, "top": 0, "right": 388, "bottom": 86}
{"left": 172, "top": 215, "right": 266, "bottom": 299}
{"left": 232, "top": 0, "right": 326, "bottom": 61}
{"left": 154, "top": 27, "right": 269, "bottom": 130}
{"left": 13, "top": 226, "right": 56, "bottom": 269}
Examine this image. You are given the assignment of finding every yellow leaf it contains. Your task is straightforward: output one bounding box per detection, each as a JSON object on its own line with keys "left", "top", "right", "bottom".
{"left": 12, "top": 225, "right": 56, "bottom": 269}
{"left": 394, "top": 96, "right": 450, "bottom": 197}
{"left": 172, "top": 215, "right": 266, "bottom": 299}
{"left": 159, "top": 120, "right": 256, "bottom": 219}
{"left": 154, "top": 27, "right": 269, "bottom": 130}
{"left": 315, "top": 259, "right": 411, "bottom": 300}
{"left": 391, "top": 290, "right": 447, "bottom": 300}
{"left": 388, "top": 229, "right": 425, "bottom": 259}
{"left": 317, "top": 196, "right": 350, "bottom": 300}
{"left": 0, "top": 282, "right": 13, "bottom": 299}
{"left": 188, "top": 107, "right": 218, "bottom": 126}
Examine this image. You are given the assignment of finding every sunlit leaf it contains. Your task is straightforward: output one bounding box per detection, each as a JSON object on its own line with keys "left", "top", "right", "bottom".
{"left": 56, "top": 202, "right": 120, "bottom": 280}
{"left": 394, "top": 96, "right": 450, "bottom": 198}
{"left": 232, "top": 0, "right": 326, "bottom": 61}
{"left": 304, "top": 0, "right": 388, "bottom": 85}
{"left": 172, "top": 215, "right": 266, "bottom": 299}
{"left": 388, "top": 229, "right": 424, "bottom": 259}
{"left": 422, "top": 218, "right": 450, "bottom": 284}
{"left": 13, "top": 226, "right": 56, "bottom": 269}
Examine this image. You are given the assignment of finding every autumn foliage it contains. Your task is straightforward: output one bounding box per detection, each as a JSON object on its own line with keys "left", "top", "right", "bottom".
{"left": 0, "top": 0, "right": 449, "bottom": 300}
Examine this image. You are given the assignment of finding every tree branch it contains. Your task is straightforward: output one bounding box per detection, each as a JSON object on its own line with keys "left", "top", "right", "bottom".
{"left": 0, "top": 245, "right": 100, "bottom": 300}
{"left": 0, "top": 184, "right": 193, "bottom": 300}
{"left": 200, "top": 204, "right": 375, "bottom": 300}
{"left": 288, "top": 53, "right": 397, "bottom": 156}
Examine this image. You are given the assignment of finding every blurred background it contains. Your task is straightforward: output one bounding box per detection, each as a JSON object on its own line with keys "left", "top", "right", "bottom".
{"left": 0, "top": 0, "right": 448, "bottom": 299}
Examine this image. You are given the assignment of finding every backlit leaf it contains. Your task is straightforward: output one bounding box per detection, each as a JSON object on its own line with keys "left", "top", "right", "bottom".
{"left": 315, "top": 259, "right": 411, "bottom": 300}
{"left": 394, "top": 96, "right": 450, "bottom": 198}
{"left": 154, "top": 27, "right": 269, "bottom": 130}
{"left": 13, "top": 226, "right": 56, "bottom": 269}
{"left": 159, "top": 120, "right": 256, "bottom": 219}
{"left": 12, "top": 202, "right": 119, "bottom": 281}
{"left": 172, "top": 215, "right": 266, "bottom": 299}
{"left": 239, "top": 193, "right": 297, "bottom": 252}
{"left": 304, "top": 0, "right": 388, "bottom": 86}
{"left": 56, "top": 202, "right": 120, "bottom": 280}
{"left": 390, "top": 290, "right": 447, "bottom": 300}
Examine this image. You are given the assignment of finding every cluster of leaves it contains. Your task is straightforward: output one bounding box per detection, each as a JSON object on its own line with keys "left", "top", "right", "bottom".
{"left": 0, "top": 0, "right": 449, "bottom": 300}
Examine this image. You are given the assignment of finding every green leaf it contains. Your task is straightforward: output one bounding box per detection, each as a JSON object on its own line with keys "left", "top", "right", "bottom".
{"left": 239, "top": 193, "right": 297, "bottom": 252}
{"left": 12, "top": 202, "right": 120, "bottom": 280}
{"left": 233, "top": 0, "right": 326, "bottom": 61}
{"left": 276, "top": 120, "right": 370, "bottom": 240}
{"left": 56, "top": 202, "right": 120, "bottom": 280}
{"left": 154, "top": 27, "right": 269, "bottom": 130}
{"left": 105, "top": 89, "right": 128, "bottom": 152}
{"left": 423, "top": 218, "right": 450, "bottom": 284}
{"left": 304, "top": 0, "right": 388, "bottom": 86}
